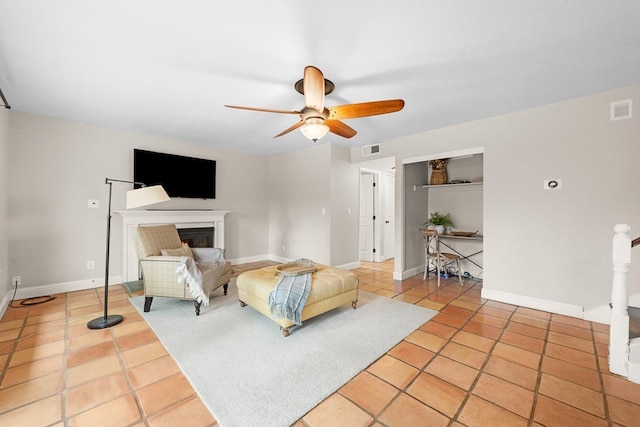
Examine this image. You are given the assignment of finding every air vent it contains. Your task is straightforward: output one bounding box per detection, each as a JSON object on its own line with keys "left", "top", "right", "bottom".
{"left": 610, "top": 99, "right": 632, "bottom": 121}
{"left": 362, "top": 143, "right": 381, "bottom": 157}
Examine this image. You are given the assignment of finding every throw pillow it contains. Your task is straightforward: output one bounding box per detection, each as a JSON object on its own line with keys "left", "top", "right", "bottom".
{"left": 161, "top": 242, "right": 194, "bottom": 257}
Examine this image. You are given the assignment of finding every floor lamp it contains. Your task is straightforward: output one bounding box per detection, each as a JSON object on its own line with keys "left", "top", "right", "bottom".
{"left": 87, "top": 178, "right": 170, "bottom": 329}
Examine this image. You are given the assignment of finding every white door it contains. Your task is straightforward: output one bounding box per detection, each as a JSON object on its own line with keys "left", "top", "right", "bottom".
{"left": 359, "top": 173, "right": 375, "bottom": 261}
{"left": 383, "top": 173, "right": 395, "bottom": 259}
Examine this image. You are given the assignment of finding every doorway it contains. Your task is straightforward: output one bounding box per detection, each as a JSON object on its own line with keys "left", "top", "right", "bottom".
{"left": 357, "top": 156, "right": 396, "bottom": 263}
{"left": 359, "top": 171, "right": 375, "bottom": 262}
{"left": 400, "top": 147, "right": 484, "bottom": 279}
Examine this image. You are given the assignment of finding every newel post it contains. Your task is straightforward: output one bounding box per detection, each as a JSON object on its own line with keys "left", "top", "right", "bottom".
{"left": 610, "top": 224, "right": 632, "bottom": 376}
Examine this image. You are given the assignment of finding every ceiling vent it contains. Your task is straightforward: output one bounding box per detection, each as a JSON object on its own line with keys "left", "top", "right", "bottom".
{"left": 610, "top": 99, "right": 632, "bottom": 121}
{"left": 362, "top": 143, "right": 381, "bottom": 157}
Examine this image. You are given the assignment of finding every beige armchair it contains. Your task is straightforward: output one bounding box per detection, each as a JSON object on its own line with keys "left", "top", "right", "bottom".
{"left": 132, "top": 224, "right": 232, "bottom": 315}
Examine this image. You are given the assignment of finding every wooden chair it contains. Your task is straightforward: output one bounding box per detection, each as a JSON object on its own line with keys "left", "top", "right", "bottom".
{"left": 420, "top": 228, "right": 464, "bottom": 287}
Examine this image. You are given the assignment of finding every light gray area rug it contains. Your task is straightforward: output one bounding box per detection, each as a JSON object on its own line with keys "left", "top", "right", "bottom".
{"left": 130, "top": 281, "right": 437, "bottom": 427}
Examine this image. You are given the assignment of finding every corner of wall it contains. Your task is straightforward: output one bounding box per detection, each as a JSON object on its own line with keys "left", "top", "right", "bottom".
{"left": 0, "top": 108, "right": 10, "bottom": 308}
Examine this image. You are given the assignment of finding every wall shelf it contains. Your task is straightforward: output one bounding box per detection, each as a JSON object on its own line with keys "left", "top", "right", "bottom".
{"left": 421, "top": 182, "right": 483, "bottom": 189}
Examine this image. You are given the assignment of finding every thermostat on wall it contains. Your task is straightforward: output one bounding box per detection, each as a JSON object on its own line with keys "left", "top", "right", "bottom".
{"left": 544, "top": 179, "right": 562, "bottom": 190}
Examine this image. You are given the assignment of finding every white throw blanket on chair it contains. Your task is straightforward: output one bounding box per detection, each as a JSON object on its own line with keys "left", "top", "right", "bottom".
{"left": 175, "top": 248, "right": 226, "bottom": 306}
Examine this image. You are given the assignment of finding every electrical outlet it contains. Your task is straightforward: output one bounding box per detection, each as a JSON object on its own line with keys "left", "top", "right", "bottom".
{"left": 86, "top": 260, "right": 95, "bottom": 270}
{"left": 12, "top": 276, "right": 21, "bottom": 287}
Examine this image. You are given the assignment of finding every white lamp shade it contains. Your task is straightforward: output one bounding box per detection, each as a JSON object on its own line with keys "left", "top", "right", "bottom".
{"left": 126, "top": 185, "right": 170, "bottom": 209}
{"left": 300, "top": 118, "right": 329, "bottom": 142}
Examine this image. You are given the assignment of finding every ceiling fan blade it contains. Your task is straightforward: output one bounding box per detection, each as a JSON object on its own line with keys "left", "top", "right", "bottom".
{"left": 225, "top": 105, "right": 300, "bottom": 115}
{"left": 303, "top": 66, "right": 325, "bottom": 112}
{"left": 273, "top": 120, "right": 304, "bottom": 138}
{"left": 328, "top": 99, "right": 405, "bottom": 120}
{"left": 326, "top": 120, "right": 357, "bottom": 139}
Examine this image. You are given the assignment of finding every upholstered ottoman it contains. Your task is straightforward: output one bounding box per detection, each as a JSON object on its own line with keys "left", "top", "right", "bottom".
{"left": 236, "top": 264, "right": 359, "bottom": 336}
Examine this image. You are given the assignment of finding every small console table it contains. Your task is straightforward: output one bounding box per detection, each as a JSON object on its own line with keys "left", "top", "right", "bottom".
{"left": 438, "top": 233, "right": 483, "bottom": 279}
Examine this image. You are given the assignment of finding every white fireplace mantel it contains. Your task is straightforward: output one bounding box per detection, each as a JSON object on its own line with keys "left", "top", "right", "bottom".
{"left": 117, "top": 210, "right": 230, "bottom": 283}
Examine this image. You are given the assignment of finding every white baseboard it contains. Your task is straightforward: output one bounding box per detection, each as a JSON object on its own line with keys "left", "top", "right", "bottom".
{"left": 481, "top": 288, "right": 584, "bottom": 319}
{"left": 628, "top": 362, "right": 640, "bottom": 384}
{"left": 229, "top": 254, "right": 272, "bottom": 265}
{"left": 629, "top": 292, "right": 640, "bottom": 307}
{"left": 267, "top": 255, "right": 292, "bottom": 264}
{"left": 581, "top": 291, "right": 640, "bottom": 325}
{"left": 0, "top": 275, "right": 124, "bottom": 318}
{"left": 336, "top": 261, "right": 360, "bottom": 271}
{"left": 628, "top": 338, "right": 640, "bottom": 384}
{"left": 396, "top": 265, "right": 423, "bottom": 281}
{"left": 0, "top": 291, "right": 12, "bottom": 324}
{"left": 583, "top": 304, "right": 612, "bottom": 325}
{"left": 14, "top": 275, "right": 124, "bottom": 300}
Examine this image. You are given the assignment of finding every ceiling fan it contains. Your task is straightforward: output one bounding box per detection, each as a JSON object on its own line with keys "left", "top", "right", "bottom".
{"left": 225, "top": 66, "right": 405, "bottom": 142}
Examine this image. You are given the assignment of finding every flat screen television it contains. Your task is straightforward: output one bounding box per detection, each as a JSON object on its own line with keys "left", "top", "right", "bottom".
{"left": 133, "top": 149, "right": 216, "bottom": 199}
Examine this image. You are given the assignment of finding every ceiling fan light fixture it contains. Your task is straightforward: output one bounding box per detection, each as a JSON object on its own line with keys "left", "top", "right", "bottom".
{"left": 225, "top": 66, "right": 404, "bottom": 142}
{"left": 300, "top": 118, "right": 329, "bottom": 142}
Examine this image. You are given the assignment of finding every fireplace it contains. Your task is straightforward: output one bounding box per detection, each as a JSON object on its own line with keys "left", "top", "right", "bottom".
{"left": 178, "top": 227, "right": 214, "bottom": 248}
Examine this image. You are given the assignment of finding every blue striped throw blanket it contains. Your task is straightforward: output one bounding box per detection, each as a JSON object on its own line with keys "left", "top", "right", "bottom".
{"left": 268, "top": 265, "right": 313, "bottom": 326}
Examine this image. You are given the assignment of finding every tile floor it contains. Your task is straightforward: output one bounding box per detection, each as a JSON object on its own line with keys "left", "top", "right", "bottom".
{"left": 1, "top": 259, "right": 639, "bottom": 426}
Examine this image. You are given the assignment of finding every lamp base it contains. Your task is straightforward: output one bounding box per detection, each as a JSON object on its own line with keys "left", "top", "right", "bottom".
{"left": 87, "top": 314, "right": 124, "bottom": 329}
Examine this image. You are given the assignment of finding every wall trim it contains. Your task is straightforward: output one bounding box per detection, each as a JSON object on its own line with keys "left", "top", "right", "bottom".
{"left": 267, "top": 255, "right": 292, "bottom": 264}
{"left": 628, "top": 361, "right": 640, "bottom": 384}
{"left": 336, "top": 261, "right": 360, "bottom": 271}
{"left": 402, "top": 147, "right": 484, "bottom": 165}
{"left": 229, "top": 254, "right": 272, "bottom": 265}
{"left": 9, "top": 275, "right": 123, "bottom": 302}
{"left": 0, "top": 290, "right": 12, "bottom": 323}
{"left": 583, "top": 305, "right": 611, "bottom": 325}
{"left": 481, "top": 288, "right": 584, "bottom": 319}
{"left": 582, "top": 292, "right": 640, "bottom": 325}
{"left": 397, "top": 265, "right": 423, "bottom": 281}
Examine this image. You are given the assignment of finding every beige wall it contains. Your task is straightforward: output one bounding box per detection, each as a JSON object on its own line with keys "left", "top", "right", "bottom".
{"left": 268, "top": 144, "right": 332, "bottom": 264}
{"left": 267, "top": 143, "right": 360, "bottom": 267}
{"left": 330, "top": 145, "right": 359, "bottom": 266}
{"left": 7, "top": 112, "right": 270, "bottom": 289}
{"left": 0, "top": 108, "right": 9, "bottom": 302}
{"left": 402, "top": 162, "right": 430, "bottom": 269}
{"left": 355, "top": 85, "right": 640, "bottom": 312}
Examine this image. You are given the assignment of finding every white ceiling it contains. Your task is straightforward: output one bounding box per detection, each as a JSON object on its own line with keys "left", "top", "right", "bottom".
{"left": 1, "top": 1, "right": 638, "bottom": 156}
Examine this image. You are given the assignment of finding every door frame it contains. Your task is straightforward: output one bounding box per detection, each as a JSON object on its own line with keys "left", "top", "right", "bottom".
{"left": 397, "top": 147, "right": 484, "bottom": 280}
{"left": 354, "top": 157, "right": 396, "bottom": 265}
{"left": 382, "top": 171, "right": 395, "bottom": 261}
{"left": 359, "top": 170, "right": 376, "bottom": 262}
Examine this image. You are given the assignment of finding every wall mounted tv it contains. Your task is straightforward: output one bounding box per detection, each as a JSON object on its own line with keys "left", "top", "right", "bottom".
{"left": 133, "top": 149, "right": 216, "bottom": 199}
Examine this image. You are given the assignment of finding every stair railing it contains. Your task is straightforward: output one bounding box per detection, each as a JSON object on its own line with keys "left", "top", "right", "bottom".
{"left": 610, "top": 224, "right": 632, "bottom": 376}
